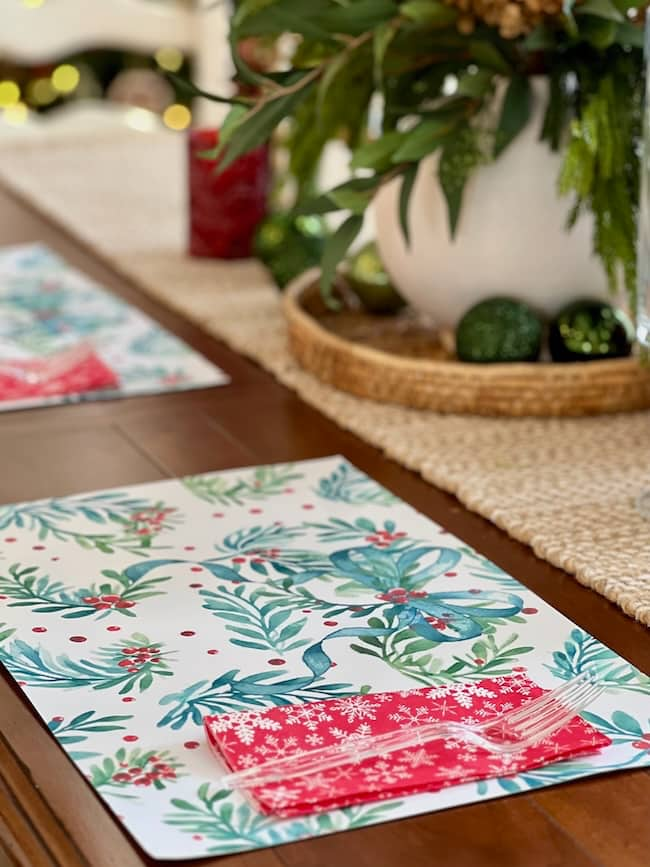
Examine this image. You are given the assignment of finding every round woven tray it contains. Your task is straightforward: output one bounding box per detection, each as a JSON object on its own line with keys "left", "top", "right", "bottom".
{"left": 284, "top": 270, "right": 650, "bottom": 417}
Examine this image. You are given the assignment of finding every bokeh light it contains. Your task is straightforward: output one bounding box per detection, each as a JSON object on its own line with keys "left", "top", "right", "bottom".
{"left": 27, "top": 77, "right": 57, "bottom": 106}
{"left": 51, "top": 64, "right": 80, "bottom": 94}
{"left": 4, "top": 102, "right": 29, "bottom": 125}
{"left": 163, "top": 103, "right": 191, "bottom": 131}
{"left": 22, "top": 0, "right": 46, "bottom": 8}
{"left": 0, "top": 81, "right": 21, "bottom": 108}
{"left": 155, "top": 46, "right": 184, "bottom": 73}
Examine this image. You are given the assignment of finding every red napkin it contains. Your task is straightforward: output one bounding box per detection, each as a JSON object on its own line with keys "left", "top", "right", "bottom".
{"left": 0, "top": 344, "right": 118, "bottom": 402}
{"left": 204, "top": 675, "right": 610, "bottom": 818}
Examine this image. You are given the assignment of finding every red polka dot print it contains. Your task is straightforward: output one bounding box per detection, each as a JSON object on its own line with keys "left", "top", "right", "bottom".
{"left": 184, "top": 741, "right": 200, "bottom": 750}
{"left": 122, "top": 735, "right": 139, "bottom": 742}
{"left": 69, "top": 635, "right": 87, "bottom": 643}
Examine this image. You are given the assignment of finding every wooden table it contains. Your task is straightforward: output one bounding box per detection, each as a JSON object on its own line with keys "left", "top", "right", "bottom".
{"left": 0, "top": 183, "right": 649, "bottom": 867}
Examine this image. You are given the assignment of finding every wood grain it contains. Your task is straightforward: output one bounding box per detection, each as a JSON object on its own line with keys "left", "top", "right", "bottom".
{"left": 0, "top": 182, "right": 648, "bottom": 867}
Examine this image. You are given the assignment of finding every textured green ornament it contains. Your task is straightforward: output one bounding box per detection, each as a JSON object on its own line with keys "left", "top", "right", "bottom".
{"left": 254, "top": 213, "right": 326, "bottom": 289}
{"left": 456, "top": 297, "right": 543, "bottom": 363}
{"left": 346, "top": 242, "right": 405, "bottom": 314}
{"left": 549, "top": 299, "right": 634, "bottom": 363}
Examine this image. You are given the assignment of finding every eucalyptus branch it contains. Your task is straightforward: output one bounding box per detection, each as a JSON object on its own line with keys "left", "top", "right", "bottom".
{"left": 238, "top": 26, "right": 378, "bottom": 124}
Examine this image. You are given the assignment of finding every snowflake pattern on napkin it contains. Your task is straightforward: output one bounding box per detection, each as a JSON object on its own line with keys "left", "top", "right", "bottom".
{"left": 205, "top": 674, "right": 611, "bottom": 818}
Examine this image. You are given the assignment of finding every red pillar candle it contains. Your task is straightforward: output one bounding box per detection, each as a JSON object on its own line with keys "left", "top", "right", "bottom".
{"left": 188, "top": 129, "right": 270, "bottom": 259}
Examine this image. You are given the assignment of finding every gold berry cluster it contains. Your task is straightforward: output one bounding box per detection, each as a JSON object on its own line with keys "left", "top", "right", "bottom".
{"left": 445, "top": 0, "right": 564, "bottom": 39}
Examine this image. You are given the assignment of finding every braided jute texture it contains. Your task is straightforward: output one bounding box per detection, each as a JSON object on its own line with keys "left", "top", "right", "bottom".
{"left": 1, "top": 129, "right": 649, "bottom": 624}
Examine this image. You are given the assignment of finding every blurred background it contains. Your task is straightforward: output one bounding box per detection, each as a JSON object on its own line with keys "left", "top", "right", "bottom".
{"left": 0, "top": 0, "right": 239, "bottom": 135}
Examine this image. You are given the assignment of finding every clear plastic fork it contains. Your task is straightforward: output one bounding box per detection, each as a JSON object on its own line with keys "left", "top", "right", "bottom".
{"left": 213, "top": 671, "right": 605, "bottom": 790}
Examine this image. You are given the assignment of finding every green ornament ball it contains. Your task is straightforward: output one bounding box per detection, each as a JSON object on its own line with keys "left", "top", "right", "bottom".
{"left": 346, "top": 242, "right": 405, "bottom": 314}
{"left": 548, "top": 299, "right": 634, "bottom": 363}
{"left": 456, "top": 297, "right": 543, "bottom": 363}
{"left": 254, "top": 213, "right": 326, "bottom": 289}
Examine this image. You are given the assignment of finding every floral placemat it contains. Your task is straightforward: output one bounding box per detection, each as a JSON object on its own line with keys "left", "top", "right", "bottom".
{"left": 0, "top": 456, "right": 648, "bottom": 860}
{"left": 0, "top": 243, "right": 227, "bottom": 410}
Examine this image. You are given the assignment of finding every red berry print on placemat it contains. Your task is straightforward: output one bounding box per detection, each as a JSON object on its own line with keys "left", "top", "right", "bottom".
{"left": 522, "top": 607, "right": 538, "bottom": 615}
{"left": 123, "top": 734, "right": 139, "bottom": 742}
{"left": 32, "top": 626, "right": 47, "bottom": 633}
{"left": 180, "top": 630, "right": 196, "bottom": 637}
{"left": 69, "top": 635, "right": 87, "bottom": 642}
{"left": 267, "top": 658, "right": 286, "bottom": 666}
{"left": 0, "top": 560, "right": 169, "bottom": 621}
{"left": 183, "top": 741, "right": 200, "bottom": 750}
{"left": 88, "top": 747, "right": 184, "bottom": 794}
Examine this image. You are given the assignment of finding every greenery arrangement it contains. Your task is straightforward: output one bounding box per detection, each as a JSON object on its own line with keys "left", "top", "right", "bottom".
{"left": 197, "top": 0, "right": 647, "bottom": 306}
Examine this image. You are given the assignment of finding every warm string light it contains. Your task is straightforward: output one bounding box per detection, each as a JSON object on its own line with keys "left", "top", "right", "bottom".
{"left": 22, "top": 0, "right": 46, "bottom": 8}
{"left": 51, "top": 64, "right": 80, "bottom": 94}
{"left": 27, "top": 77, "right": 56, "bottom": 106}
{"left": 163, "top": 103, "right": 191, "bottom": 131}
{"left": 0, "top": 81, "right": 21, "bottom": 108}
{"left": 4, "top": 103, "right": 29, "bottom": 125}
{"left": 155, "top": 46, "right": 184, "bottom": 73}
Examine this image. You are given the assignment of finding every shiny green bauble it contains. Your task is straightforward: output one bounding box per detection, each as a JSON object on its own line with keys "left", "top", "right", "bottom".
{"left": 456, "top": 297, "right": 543, "bottom": 363}
{"left": 345, "top": 242, "right": 405, "bottom": 314}
{"left": 548, "top": 299, "right": 634, "bottom": 362}
{"left": 254, "top": 213, "right": 325, "bottom": 289}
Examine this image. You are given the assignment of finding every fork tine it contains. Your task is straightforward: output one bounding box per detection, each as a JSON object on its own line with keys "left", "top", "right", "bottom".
{"left": 500, "top": 672, "right": 596, "bottom": 726}
{"left": 512, "top": 681, "right": 602, "bottom": 734}
{"left": 511, "top": 681, "right": 604, "bottom": 740}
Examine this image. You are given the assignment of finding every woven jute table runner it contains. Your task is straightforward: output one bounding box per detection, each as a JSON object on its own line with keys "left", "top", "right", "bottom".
{"left": 1, "top": 129, "right": 649, "bottom": 625}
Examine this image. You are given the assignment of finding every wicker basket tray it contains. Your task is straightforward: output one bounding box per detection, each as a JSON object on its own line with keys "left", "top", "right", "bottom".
{"left": 284, "top": 270, "right": 650, "bottom": 417}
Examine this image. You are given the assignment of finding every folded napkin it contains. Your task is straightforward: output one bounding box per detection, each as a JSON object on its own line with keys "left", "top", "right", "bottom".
{"left": 0, "top": 343, "right": 119, "bottom": 402}
{"left": 205, "top": 675, "right": 610, "bottom": 818}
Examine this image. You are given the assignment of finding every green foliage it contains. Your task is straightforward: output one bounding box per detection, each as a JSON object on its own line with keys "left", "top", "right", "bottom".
{"left": 439, "top": 126, "right": 484, "bottom": 237}
{"left": 206, "top": 0, "right": 646, "bottom": 304}
{"left": 558, "top": 56, "right": 641, "bottom": 301}
{"left": 182, "top": 464, "right": 302, "bottom": 506}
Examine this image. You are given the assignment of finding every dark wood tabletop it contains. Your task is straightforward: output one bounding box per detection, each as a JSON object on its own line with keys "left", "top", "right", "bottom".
{"left": 0, "top": 182, "right": 649, "bottom": 867}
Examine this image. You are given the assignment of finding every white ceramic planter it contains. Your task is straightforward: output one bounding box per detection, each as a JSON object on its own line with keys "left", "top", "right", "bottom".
{"left": 375, "top": 78, "right": 609, "bottom": 328}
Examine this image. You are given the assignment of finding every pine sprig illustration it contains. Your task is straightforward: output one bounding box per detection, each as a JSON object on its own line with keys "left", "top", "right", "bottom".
{"left": 200, "top": 584, "right": 311, "bottom": 654}
{"left": 0, "top": 633, "right": 175, "bottom": 694}
{"left": 546, "top": 628, "right": 650, "bottom": 694}
{"left": 314, "top": 463, "right": 398, "bottom": 506}
{"left": 183, "top": 465, "right": 303, "bottom": 506}
{"left": 165, "top": 785, "right": 404, "bottom": 853}
{"left": 0, "top": 493, "right": 179, "bottom": 555}
{"left": 48, "top": 710, "right": 134, "bottom": 759}
{"left": 352, "top": 619, "right": 533, "bottom": 686}
{"left": 158, "top": 673, "right": 356, "bottom": 730}
{"left": 0, "top": 563, "right": 171, "bottom": 619}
